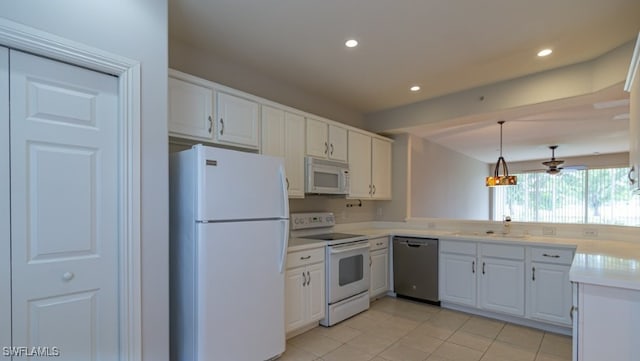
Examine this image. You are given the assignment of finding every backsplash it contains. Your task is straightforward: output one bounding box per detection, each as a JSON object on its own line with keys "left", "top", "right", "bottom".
{"left": 289, "top": 197, "right": 382, "bottom": 224}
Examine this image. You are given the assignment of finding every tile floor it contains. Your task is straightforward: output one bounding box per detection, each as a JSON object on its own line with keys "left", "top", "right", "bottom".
{"left": 281, "top": 297, "right": 572, "bottom": 361}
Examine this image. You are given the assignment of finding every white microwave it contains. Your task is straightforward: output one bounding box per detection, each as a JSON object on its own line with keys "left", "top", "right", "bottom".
{"left": 305, "top": 157, "right": 350, "bottom": 195}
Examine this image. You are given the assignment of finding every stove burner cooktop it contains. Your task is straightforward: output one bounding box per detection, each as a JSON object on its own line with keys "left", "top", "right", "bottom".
{"left": 302, "top": 233, "right": 363, "bottom": 241}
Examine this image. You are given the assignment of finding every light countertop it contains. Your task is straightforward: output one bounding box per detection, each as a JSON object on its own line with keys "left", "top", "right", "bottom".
{"left": 338, "top": 226, "right": 640, "bottom": 291}
{"left": 287, "top": 237, "right": 326, "bottom": 252}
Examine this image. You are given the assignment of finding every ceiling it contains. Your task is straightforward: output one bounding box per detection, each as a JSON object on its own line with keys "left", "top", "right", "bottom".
{"left": 170, "top": 0, "right": 640, "bottom": 162}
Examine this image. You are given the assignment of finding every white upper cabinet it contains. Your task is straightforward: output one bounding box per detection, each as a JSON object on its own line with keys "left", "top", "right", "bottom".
{"left": 306, "top": 118, "right": 348, "bottom": 162}
{"left": 261, "top": 105, "right": 305, "bottom": 198}
{"left": 168, "top": 76, "right": 213, "bottom": 140}
{"left": 371, "top": 138, "right": 392, "bottom": 199}
{"left": 347, "top": 131, "right": 372, "bottom": 198}
{"left": 215, "top": 91, "right": 260, "bottom": 150}
{"left": 328, "top": 124, "right": 348, "bottom": 162}
{"left": 348, "top": 131, "right": 392, "bottom": 199}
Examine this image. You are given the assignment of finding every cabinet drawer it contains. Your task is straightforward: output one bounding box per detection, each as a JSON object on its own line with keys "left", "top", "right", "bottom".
{"left": 531, "top": 247, "right": 575, "bottom": 265}
{"left": 287, "top": 247, "right": 325, "bottom": 269}
{"left": 369, "top": 237, "right": 389, "bottom": 251}
{"left": 480, "top": 243, "right": 525, "bottom": 260}
{"left": 440, "top": 240, "right": 476, "bottom": 255}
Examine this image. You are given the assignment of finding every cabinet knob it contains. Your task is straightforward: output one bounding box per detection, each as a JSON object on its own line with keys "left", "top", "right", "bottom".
{"left": 62, "top": 272, "right": 74, "bottom": 281}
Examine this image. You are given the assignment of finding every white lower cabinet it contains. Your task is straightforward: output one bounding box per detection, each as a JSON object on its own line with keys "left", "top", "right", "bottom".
{"left": 527, "top": 246, "right": 574, "bottom": 326}
{"left": 369, "top": 237, "right": 389, "bottom": 299}
{"left": 439, "top": 240, "right": 477, "bottom": 307}
{"left": 285, "top": 247, "right": 325, "bottom": 334}
{"left": 440, "top": 239, "right": 575, "bottom": 329}
{"left": 479, "top": 256, "right": 525, "bottom": 316}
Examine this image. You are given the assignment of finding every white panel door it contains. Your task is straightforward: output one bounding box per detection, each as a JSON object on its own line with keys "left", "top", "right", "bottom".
{"left": 328, "top": 124, "right": 347, "bottom": 162}
{"left": 479, "top": 257, "right": 525, "bottom": 316}
{"left": 261, "top": 105, "right": 285, "bottom": 158}
{"left": 348, "top": 131, "right": 372, "bottom": 198}
{"left": 370, "top": 249, "right": 389, "bottom": 298}
{"left": 285, "top": 268, "right": 306, "bottom": 333}
{"left": 529, "top": 262, "right": 572, "bottom": 325}
{"left": 371, "top": 138, "right": 392, "bottom": 199}
{"left": 0, "top": 46, "right": 10, "bottom": 355}
{"left": 306, "top": 117, "right": 328, "bottom": 158}
{"left": 168, "top": 76, "right": 214, "bottom": 139}
{"left": 10, "top": 50, "right": 119, "bottom": 360}
{"left": 284, "top": 112, "right": 305, "bottom": 198}
{"left": 306, "top": 262, "right": 326, "bottom": 322}
{"left": 215, "top": 91, "right": 260, "bottom": 149}
{"left": 440, "top": 253, "right": 477, "bottom": 307}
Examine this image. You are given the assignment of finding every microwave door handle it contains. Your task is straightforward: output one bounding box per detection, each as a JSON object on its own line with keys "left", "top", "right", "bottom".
{"left": 330, "top": 242, "right": 369, "bottom": 254}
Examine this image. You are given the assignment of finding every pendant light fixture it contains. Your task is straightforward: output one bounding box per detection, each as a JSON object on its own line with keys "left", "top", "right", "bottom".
{"left": 486, "top": 121, "right": 517, "bottom": 187}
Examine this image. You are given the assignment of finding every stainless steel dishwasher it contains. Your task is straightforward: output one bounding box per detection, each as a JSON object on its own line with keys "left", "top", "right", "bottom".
{"left": 393, "top": 236, "right": 439, "bottom": 304}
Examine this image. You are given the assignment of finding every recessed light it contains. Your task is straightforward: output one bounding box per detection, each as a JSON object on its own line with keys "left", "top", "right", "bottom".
{"left": 410, "top": 85, "right": 421, "bottom": 92}
{"left": 345, "top": 39, "right": 358, "bottom": 48}
{"left": 537, "top": 49, "right": 552, "bottom": 57}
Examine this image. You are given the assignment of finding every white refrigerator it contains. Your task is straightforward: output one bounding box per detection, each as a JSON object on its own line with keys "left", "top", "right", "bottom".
{"left": 169, "top": 145, "right": 289, "bottom": 361}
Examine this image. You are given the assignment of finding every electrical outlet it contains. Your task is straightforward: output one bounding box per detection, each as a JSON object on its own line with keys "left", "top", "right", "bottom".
{"left": 542, "top": 227, "right": 556, "bottom": 236}
{"left": 427, "top": 222, "right": 436, "bottom": 229}
{"left": 583, "top": 228, "right": 598, "bottom": 237}
{"left": 377, "top": 207, "right": 383, "bottom": 217}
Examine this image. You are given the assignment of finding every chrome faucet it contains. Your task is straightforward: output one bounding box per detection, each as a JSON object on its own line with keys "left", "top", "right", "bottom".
{"left": 502, "top": 216, "right": 512, "bottom": 235}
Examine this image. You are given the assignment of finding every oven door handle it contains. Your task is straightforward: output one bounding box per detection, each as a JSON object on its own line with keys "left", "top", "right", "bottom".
{"left": 330, "top": 242, "right": 370, "bottom": 254}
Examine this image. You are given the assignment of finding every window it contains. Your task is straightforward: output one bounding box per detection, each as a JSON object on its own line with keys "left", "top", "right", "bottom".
{"left": 492, "top": 167, "right": 640, "bottom": 226}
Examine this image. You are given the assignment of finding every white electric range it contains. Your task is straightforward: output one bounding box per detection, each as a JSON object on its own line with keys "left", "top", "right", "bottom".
{"left": 291, "top": 212, "right": 370, "bottom": 326}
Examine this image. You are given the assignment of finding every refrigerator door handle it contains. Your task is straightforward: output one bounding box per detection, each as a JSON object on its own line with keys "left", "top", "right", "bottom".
{"left": 280, "top": 165, "right": 289, "bottom": 217}
{"left": 278, "top": 219, "right": 290, "bottom": 274}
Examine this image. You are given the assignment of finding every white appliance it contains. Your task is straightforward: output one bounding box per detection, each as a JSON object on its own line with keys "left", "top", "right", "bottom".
{"left": 305, "top": 157, "right": 350, "bottom": 195}
{"left": 170, "top": 145, "right": 289, "bottom": 361}
{"left": 291, "top": 212, "right": 370, "bottom": 327}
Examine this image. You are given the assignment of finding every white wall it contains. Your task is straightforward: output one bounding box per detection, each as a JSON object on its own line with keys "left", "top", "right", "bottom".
{"left": 0, "top": 2, "right": 169, "bottom": 361}
{"left": 410, "top": 135, "right": 489, "bottom": 220}
{"left": 170, "top": 39, "right": 365, "bottom": 129}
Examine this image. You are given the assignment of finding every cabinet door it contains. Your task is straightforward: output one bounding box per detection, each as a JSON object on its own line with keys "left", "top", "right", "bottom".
{"left": 306, "top": 263, "right": 326, "bottom": 322}
{"left": 168, "top": 76, "right": 213, "bottom": 139}
{"left": 285, "top": 268, "right": 306, "bottom": 333}
{"left": 348, "top": 131, "right": 372, "bottom": 198}
{"left": 328, "top": 124, "right": 348, "bottom": 162}
{"left": 216, "top": 92, "right": 260, "bottom": 149}
{"left": 529, "top": 262, "right": 572, "bottom": 325}
{"left": 285, "top": 112, "right": 306, "bottom": 198}
{"left": 306, "top": 117, "right": 328, "bottom": 158}
{"left": 439, "top": 253, "right": 477, "bottom": 307}
{"left": 370, "top": 249, "right": 389, "bottom": 298}
{"left": 479, "top": 257, "right": 525, "bottom": 316}
{"left": 261, "top": 105, "right": 285, "bottom": 157}
{"left": 371, "top": 138, "right": 392, "bottom": 199}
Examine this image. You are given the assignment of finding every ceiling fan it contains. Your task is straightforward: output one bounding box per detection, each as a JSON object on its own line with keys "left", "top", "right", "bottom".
{"left": 542, "top": 145, "right": 564, "bottom": 175}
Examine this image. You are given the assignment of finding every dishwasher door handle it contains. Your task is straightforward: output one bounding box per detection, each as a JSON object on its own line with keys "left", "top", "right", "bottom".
{"left": 406, "top": 242, "right": 424, "bottom": 248}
